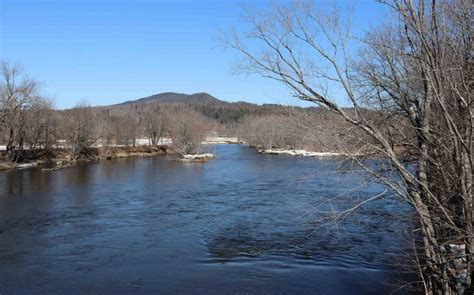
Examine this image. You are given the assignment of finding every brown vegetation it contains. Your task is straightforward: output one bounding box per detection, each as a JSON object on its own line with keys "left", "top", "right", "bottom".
{"left": 238, "top": 109, "right": 370, "bottom": 154}
{"left": 168, "top": 108, "right": 214, "bottom": 155}
{"left": 0, "top": 64, "right": 217, "bottom": 167}
{"left": 0, "top": 63, "right": 55, "bottom": 162}
{"left": 0, "top": 146, "right": 170, "bottom": 171}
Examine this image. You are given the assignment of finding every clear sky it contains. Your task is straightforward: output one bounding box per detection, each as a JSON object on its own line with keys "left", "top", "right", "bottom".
{"left": 0, "top": 0, "right": 386, "bottom": 109}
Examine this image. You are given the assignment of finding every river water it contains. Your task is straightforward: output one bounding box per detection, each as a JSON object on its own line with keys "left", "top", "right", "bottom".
{"left": 0, "top": 145, "right": 414, "bottom": 294}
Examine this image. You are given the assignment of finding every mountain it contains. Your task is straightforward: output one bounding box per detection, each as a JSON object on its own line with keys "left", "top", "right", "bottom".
{"left": 116, "top": 92, "right": 224, "bottom": 106}
{"left": 100, "top": 91, "right": 300, "bottom": 125}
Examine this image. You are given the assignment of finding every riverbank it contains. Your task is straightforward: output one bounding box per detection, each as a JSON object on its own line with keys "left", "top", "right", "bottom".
{"left": 0, "top": 145, "right": 172, "bottom": 171}
{"left": 260, "top": 149, "right": 344, "bottom": 157}
{"left": 257, "top": 144, "right": 411, "bottom": 159}
{"left": 202, "top": 137, "right": 242, "bottom": 145}
{"left": 179, "top": 153, "right": 216, "bottom": 162}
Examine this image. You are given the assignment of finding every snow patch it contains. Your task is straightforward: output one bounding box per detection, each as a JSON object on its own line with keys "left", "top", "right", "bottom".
{"left": 180, "top": 153, "right": 216, "bottom": 162}
{"left": 261, "top": 149, "right": 342, "bottom": 157}
{"left": 202, "top": 137, "right": 241, "bottom": 144}
{"left": 182, "top": 153, "right": 215, "bottom": 160}
{"left": 16, "top": 163, "right": 38, "bottom": 169}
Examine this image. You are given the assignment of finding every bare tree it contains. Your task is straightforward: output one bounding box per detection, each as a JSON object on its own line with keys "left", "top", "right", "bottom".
{"left": 169, "top": 108, "right": 213, "bottom": 155}
{"left": 24, "top": 98, "right": 56, "bottom": 151}
{"left": 100, "top": 112, "right": 140, "bottom": 147}
{"left": 61, "top": 100, "right": 98, "bottom": 160}
{"left": 239, "top": 114, "right": 300, "bottom": 150}
{"left": 143, "top": 105, "right": 168, "bottom": 146}
{"left": 223, "top": 0, "right": 472, "bottom": 293}
{"left": 0, "top": 62, "right": 52, "bottom": 162}
{"left": 125, "top": 113, "right": 140, "bottom": 147}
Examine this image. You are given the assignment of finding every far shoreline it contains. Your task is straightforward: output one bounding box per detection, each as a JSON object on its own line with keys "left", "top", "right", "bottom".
{"left": 0, "top": 137, "right": 390, "bottom": 172}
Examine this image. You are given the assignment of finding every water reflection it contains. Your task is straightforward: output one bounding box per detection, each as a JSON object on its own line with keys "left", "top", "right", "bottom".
{"left": 205, "top": 223, "right": 312, "bottom": 261}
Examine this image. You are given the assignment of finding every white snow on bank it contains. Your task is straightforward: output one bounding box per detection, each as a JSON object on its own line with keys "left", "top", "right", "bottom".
{"left": 202, "top": 137, "right": 241, "bottom": 145}
{"left": 98, "top": 137, "right": 231, "bottom": 147}
{"left": 96, "top": 138, "right": 172, "bottom": 147}
{"left": 0, "top": 137, "right": 236, "bottom": 151}
{"left": 16, "top": 163, "right": 38, "bottom": 169}
{"left": 261, "top": 149, "right": 342, "bottom": 157}
{"left": 182, "top": 153, "right": 215, "bottom": 160}
{"left": 134, "top": 138, "right": 172, "bottom": 146}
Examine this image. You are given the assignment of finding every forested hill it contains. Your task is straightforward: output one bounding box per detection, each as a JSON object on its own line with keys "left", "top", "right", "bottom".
{"left": 116, "top": 92, "right": 223, "bottom": 105}
{"left": 102, "top": 92, "right": 295, "bottom": 125}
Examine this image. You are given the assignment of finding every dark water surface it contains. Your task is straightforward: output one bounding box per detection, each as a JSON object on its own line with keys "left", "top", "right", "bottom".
{"left": 0, "top": 145, "right": 413, "bottom": 294}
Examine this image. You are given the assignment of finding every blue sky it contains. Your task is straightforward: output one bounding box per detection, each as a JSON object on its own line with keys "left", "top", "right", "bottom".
{"left": 0, "top": 0, "right": 386, "bottom": 109}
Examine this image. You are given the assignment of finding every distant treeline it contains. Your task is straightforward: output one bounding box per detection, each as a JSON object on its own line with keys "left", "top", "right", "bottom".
{"left": 1, "top": 62, "right": 408, "bottom": 163}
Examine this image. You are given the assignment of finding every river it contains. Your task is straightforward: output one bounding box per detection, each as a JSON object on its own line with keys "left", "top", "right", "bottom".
{"left": 0, "top": 145, "right": 414, "bottom": 294}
